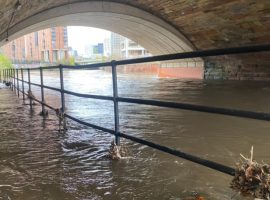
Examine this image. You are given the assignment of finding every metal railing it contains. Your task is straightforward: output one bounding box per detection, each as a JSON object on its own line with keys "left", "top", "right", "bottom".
{"left": 1, "top": 43, "right": 270, "bottom": 177}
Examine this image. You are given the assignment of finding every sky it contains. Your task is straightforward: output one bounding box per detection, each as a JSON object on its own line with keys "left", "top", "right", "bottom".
{"left": 67, "top": 26, "right": 111, "bottom": 56}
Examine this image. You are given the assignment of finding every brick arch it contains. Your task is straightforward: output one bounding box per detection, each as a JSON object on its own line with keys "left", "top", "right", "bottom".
{"left": 1, "top": 0, "right": 269, "bottom": 79}
{"left": 0, "top": 1, "right": 197, "bottom": 57}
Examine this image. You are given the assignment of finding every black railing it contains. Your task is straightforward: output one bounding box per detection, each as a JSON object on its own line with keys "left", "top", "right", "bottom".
{"left": 1, "top": 43, "right": 270, "bottom": 177}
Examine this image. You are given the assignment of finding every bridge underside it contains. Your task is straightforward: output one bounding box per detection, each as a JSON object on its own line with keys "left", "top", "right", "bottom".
{"left": 0, "top": 0, "right": 269, "bottom": 80}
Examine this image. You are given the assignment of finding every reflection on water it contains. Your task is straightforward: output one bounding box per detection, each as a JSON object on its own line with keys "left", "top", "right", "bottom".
{"left": 0, "top": 70, "right": 270, "bottom": 200}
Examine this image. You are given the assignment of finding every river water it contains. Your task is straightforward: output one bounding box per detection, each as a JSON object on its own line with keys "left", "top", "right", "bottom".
{"left": 0, "top": 69, "right": 270, "bottom": 200}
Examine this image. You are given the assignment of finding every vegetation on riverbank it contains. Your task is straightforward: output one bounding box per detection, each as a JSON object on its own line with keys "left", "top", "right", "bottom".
{"left": 58, "top": 56, "right": 76, "bottom": 66}
{"left": 0, "top": 54, "right": 12, "bottom": 69}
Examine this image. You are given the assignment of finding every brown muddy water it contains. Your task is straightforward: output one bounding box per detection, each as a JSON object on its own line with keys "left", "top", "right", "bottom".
{"left": 0, "top": 69, "right": 270, "bottom": 200}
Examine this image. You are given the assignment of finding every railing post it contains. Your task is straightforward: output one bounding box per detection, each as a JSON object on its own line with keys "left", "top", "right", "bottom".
{"left": 59, "top": 65, "right": 66, "bottom": 130}
{"left": 0, "top": 70, "right": 2, "bottom": 82}
{"left": 16, "top": 69, "right": 20, "bottom": 97}
{"left": 39, "top": 67, "right": 47, "bottom": 116}
{"left": 21, "top": 68, "right": 25, "bottom": 101}
{"left": 13, "top": 68, "right": 15, "bottom": 91}
{"left": 8, "top": 69, "right": 12, "bottom": 89}
{"left": 3, "top": 69, "right": 5, "bottom": 82}
{"left": 27, "top": 68, "right": 33, "bottom": 110}
{"left": 6, "top": 69, "right": 9, "bottom": 85}
{"left": 7, "top": 69, "right": 9, "bottom": 85}
{"left": 111, "top": 61, "right": 120, "bottom": 145}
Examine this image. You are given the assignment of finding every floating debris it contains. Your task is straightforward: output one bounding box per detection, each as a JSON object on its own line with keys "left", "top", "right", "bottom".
{"left": 5, "top": 81, "right": 11, "bottom": 87}
{"left": 27, "top": 90, "right": 35, "bottom": 99}
{"left": 39, "top": 102, "right": 48, "bottom": 116}
{"left": 56, "top": 108, "right": 66, "bottom": 131}
{"left": 231, "top": 146, "right": 270, "bottom": 199}
{"left": 108, "top": 140, "right": 129, "bottom": 160}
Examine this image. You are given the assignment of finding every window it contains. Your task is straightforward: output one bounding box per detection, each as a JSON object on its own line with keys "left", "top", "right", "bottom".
{"left": 12, "top": 42, "right": 16, "bottom": 59}
{"left": 63, "top": 27, "right": 68, "bottom": 48}
{"left": 34, "top": 32, "right": 39, "bottom": 47}
{"left": 51, "top": 27, "right": 56, "bottom": 48}
{"left": 22, "top": 47, "right": 25, "bottom": 59}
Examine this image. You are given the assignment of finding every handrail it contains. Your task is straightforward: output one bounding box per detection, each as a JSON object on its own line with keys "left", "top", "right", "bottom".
{"left": 5, "top": 85, "right": 237, "bottom": 176}
{"left": 2, "top": 43, "right": 270, "bottom": 177}
{"left": 17, "top": 43, "right": 270, "bottom": 70}
{"left": 13, "top": 76, "right": 270, "bottom": 121}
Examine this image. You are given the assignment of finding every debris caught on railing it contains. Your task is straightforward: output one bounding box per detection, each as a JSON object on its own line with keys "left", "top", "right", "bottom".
{"left": 108, "top": 140, "right": 129, "bottom": 160}
{"left": 39, "top": 101, "right": 48, "bottom": 116}
{"left": 4, "top": 81, "right": 11, "bottom": 87}
{"left": 56, "top": 108, "right": 66, "bottom": 131}
{"left": 231, "top": 146, "right": 270, "bottom": 199}
{"left": 27, "top": 90, "right": 35, "bottom": 99}
{"left": 39, "top": 110, "right": 48, "bottom": 117}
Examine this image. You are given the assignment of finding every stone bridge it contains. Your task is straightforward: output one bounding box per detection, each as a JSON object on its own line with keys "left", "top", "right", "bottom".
{"left": 0, "top": 0, "right": 269, "bottom": 80}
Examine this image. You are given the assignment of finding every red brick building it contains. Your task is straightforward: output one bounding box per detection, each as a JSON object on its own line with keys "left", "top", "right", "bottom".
{"left": 2, "top": 27, "right": 69, "bottom": 64}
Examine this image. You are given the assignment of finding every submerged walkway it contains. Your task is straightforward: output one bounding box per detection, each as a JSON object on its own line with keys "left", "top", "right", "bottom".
{"left": 0, "top": 85, "right": 67, "bottom": 199}
{"left": 0, "top": 84, "right": 232, "bottom": 200}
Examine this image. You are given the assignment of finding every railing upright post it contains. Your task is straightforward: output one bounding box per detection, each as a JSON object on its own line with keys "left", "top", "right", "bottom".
{"left": 7, "top": 69, "right": 9, "bottom": 82}
{"left": 111, "top": 61, "right": 120, "bottom": 145}
{"left": 27, "top": 68, "right": 33, "bottom": 110}
{"left": 3, "top": 69, "right": 5, "bottom": 82}
{"left": 59, "top": 65, "right": 66, "bottom": 130}
{"left": 0, "top": 70, "right": 2, "bottom": 82}
{"left": 7, "top": 69, "right": 9, "bottom": 85}
{"left": 2, "top": 69, "right": 3, "bottom": 83}
{"left": 16, "top": 69, "right": 20, "bottom": 97}
{"left": 13, "top": 68, "right": 15, "bottom": 91}
{"left": 8, "top": 69, "right": 12, "bottom": 89}
{"left": 40, "top": 67, "right": 47, "bottom": 116}
{"left": 21, "top": 68, "right": 25, "bottom": 101}
{"left": 6, "top": 69, "right": 9, "bottom": 85}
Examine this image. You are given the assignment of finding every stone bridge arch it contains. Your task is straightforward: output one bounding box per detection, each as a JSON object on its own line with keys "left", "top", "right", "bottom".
{"left": 0, "top": 0, "right": 269, "bottom": 80}
{"left": 0, "top": 1, "right": 197, "bottom": 56}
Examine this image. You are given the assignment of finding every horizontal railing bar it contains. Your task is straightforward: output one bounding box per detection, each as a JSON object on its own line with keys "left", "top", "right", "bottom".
{"left": 15, "top": 76, "right": 270, "bottom": 121}
{"left": 14, "top": 86, "right": 56, "bottom": 111}
{"left": 63, "top": 90, "right": 114, "bottom": 101}
{"left": 16, "top": 77, "right": 113, "bottom": 101}
{"left": 118, "top": 97, "right": 270, "bottom": 121}
{"left": 16, "top": 77, "right": 62, "bottom": 92}
{"left": 115, "top": 43, "right": 270, "bottom": 66}
{"left": 118, "top": 132, "right": 235, "bottom": 176}
{"left": 63, "top": 114, "right": 235, "bottom": 176}
{"left": 19, "top": 66, "right": 60, "bottom": 71}
{"left": 62, "top": 62, "right": 111, "bottom": 69}
{"left": 12, "top": 80, "right": 236, "bottom": 176}
{"left": 43, "top": 85, "right": 61, "bottom": 92}
{"left": 64, "top": 114, "right": 115, "bottom": 134}
{"left": 16, "top": 43, "right": 270, "bottom": 70}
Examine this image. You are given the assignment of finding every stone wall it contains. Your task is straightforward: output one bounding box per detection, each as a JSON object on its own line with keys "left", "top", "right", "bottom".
{"left": 204, "top": 53, "right": 270, "bottom": 80}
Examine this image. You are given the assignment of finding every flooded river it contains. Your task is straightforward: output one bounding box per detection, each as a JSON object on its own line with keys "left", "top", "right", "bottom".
{"left": 0, "top": 69, "right": 270, "bottom": 200}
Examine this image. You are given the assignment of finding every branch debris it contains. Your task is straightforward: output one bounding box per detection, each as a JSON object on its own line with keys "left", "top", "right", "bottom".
{"left": 231, "top": 146, "right": 270, "bottom": 199}
{"left": 108, "top": 140, "right": 128, "bottom": 160}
